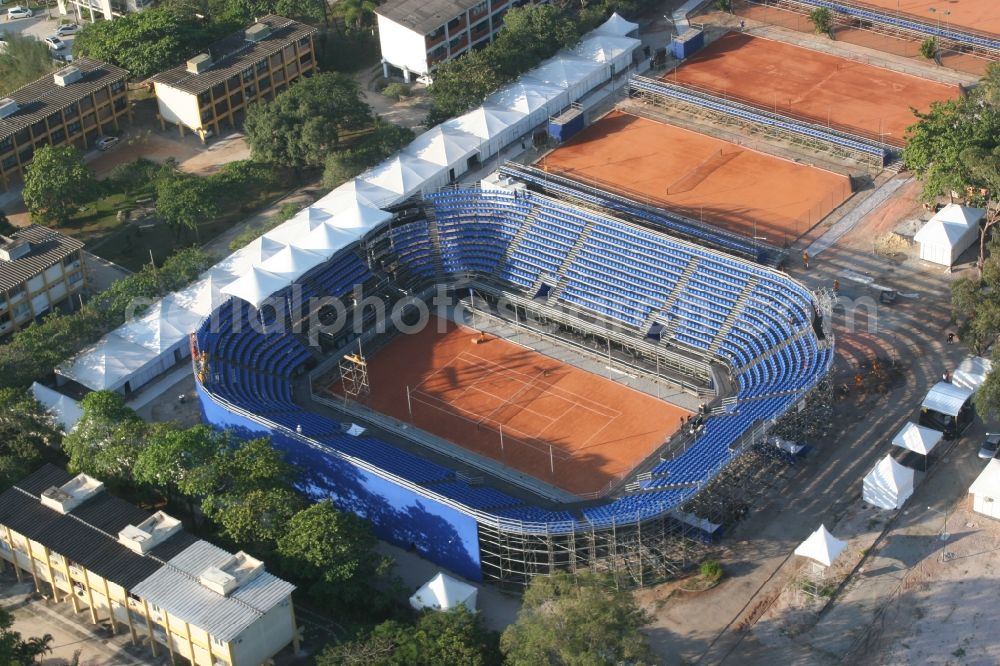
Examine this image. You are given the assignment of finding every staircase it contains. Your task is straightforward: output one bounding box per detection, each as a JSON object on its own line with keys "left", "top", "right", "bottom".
{"left": 658, "top": 258, "right": 699, "bottom": 338}
{"left": 708, "top": 277, "right": 758, "bottom": 354}
{"left": 493, "top": 210, "right": 539, "bottom": 279}
{"left": 422, "top": 206, "right": 445, "bottom": 277}
{"left": 740, "top": 327, "right": 810, "bottom": 374}
{"left": 546, "top": 219, "right": 595, "bottom": 302}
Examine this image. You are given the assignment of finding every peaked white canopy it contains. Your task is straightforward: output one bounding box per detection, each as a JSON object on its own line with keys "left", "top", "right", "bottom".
{"left": 358, "top": 154, "right": 445, "bottom": 199}
{"left": 573, "top": 34, "right": 641, "bottom": 70}
{"left": 404, "top": 125, "right": 481, "bottom": 172}
{"left": 970, "top": 458, "right": 1000, "bottom": 499}
{"left": 30, "top": 382, "right": 83, "bottom": 433}
{"left": 172, "top": 274, "right": 227, "bottom": 318}
{"left": 488, "top": 79, "right": 562, "bottom": 117}
{"left": 242, "top": 236, "right": 288, "bottom": 265}
{"left": 293, "top": 222, "right": 358, "bottom": 254}
{"left": 953, "top": 355, "right": 993, "bottom": 393}
{"left": 446, "top": 105, "right": 528, "bottom": 159}
{"left": 409, "top": 572, "right": 478, "bottom": 612}
{"left": 863, "top": 455, "right": 915, "bottom": 510}
{"left": 315, "top": 179, "right": 399, "bottom": 212}
{"left": 913, "top": 204, "right": 985, "bottom": 266}
{"left": 922, "top": 381, "right": 973, "bottom": 417}
{"left": 116, "top": 296, "right": 204, "bottom": 354}
{"left": 57, "top": 336, "right": 160, "bottom": 392}
{"left": 329, "top": 200, "right": 393, "bottom": 235}
{"left": 793, "top": 525, "right": 846, "bottom": 567}
{"left": 531, "top": 54, "right": 604, "bottom": 90}
{"left": 261, "top": 245, "right": 327, "bottom": 279}
{"left": 891, "top": 421, "right": 943, "bottom": 456}
{"left": 594, "top": 11, "right": 638, "bottom": 37}
{"left": 220, "top": 266, "right": 293, "bottom": 308}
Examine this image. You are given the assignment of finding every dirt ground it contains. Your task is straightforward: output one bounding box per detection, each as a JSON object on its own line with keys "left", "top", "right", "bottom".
{"left": 542, "top": 111, "right": 851, "bottom": 242}
{"left": 667, "top": 32, "right": 959, "bottom": 145}
{"left": 327, "top": 317, "right": 690, "bottom": 495}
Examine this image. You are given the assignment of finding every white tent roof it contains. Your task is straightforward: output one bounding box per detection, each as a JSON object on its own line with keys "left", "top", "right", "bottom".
{"left": 530, "top": 55, "right": 603, "bottom": 90}
{"left": 293, "top": 221, "right": 358, "bottom": 255}
{"left": 58, "top": 336, "right": 158, "bottom": 391}
{"left": 329, "top": 200, "right": 393, "bottom": 235}
{"left": 863, "top": 454, "right": 915, "bottom": 510}
{"left": 242, "top": 236, "right": 288, "bottom": 265}
{"left": 261, "top": 245, "right": 327, "bottom": 279}
{"left": 172, "top": 274, "right": 227, "bottom": 318}
{"left": 315, "top": 179, "right": 399, "bottom": 212}
{"left": 358, "top": 154, "right": 444, "bottom": 198}
{"left": 970, "top": 458, "right": 1000, "bottom": 498}
{"left": 922, "top": 381, "right": 973, "bottom": 416}
{"left": 220, "top": 266, "right": 293, "bottom": 308}
{"left": 794, "top": 524, "right": 847, "bottom": 567}
{"left": 116, "top": 297, "right": 204, "bottom": 354}
{"left": 404, "top": 125, "right": 481, "bottom": 168}
{"left": 487, "top": 79, "right": 563, "bottom": 117}
{"left": 594, "top": 11, "right": 638, "bottom": 36}
{"left": 953, "top": 355, "right": 993, "bottom": 393}
{"left": 891, "top": 421, "right": 943, "bottom": 455}
{"left": 914, "top": 203, "right": 985, "bottom": 247}
{"left": 408, "top": 572, "right": 478, "bottom": 612}
{"left": 449, "top": 106, "right": 527, "bottom": 142}
{"left": 30, "top": 382, "right": 83, "bottom": 432}
{"left": 573, "top": 34, "right": 641, "bottom": 64}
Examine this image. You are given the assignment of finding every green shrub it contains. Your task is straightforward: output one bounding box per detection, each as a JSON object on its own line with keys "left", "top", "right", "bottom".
{"left": 700, "top": 560, "right": 723, "bottom": 580}
{"left": 382, "top": 82, "right": 411, "bottom": 101}
{"left": 809, "top": 7, "right": 832, "bottom": 34}
{"left": 920, "top": 37, "right": 937, "bottom": 60}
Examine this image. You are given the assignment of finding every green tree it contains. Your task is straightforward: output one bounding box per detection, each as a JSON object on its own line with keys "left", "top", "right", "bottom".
{"left": 156, "top": 171, "right": 219, "bottom": 241}
{"left": 332, "top": 0, "right": 378, "bottom": 29}
{"left": 73, "top": 8, "right": 231, "bottom": 80}
{"left": 205, "top": 486, "right": 304, "bottom": 547}
{"left": 61, "top": 391, "right": 146, "bottom": 485}
{"left": 0, "top": 607, "right": 53, "bottom": 665}
{"left": 0, "top": 34, "right": 56, "bottom": 97}
{"left": 322, "top": 119, "right": 415, "bottom": 188}
{"left": 277, "top": 500, "right": 391, "bottom": 608}
{"left": 245, "top": 73, "right": 371, "bottom": 168}
{"left": 919, "top": 37, "right": 937, "bottom": 60}
{"left": 319, "top": 608, "right": 501, "bottom": 666}
{"left": 22, "top": 145, "right": 95, "bottom": 226}
{"left": 0, "top": 389, "right": 59, "bottom": 491}
{"left": 809, "top": 7, "right": 832, "bottom": 34}
{"left": 133, "top": 424, "right": 223, "bottom": 503}
{"left": 500, "top": 572, "right": 654, "bottom": 666}
{"left": 427, "top": 50, "right": 507, "bottom": 125}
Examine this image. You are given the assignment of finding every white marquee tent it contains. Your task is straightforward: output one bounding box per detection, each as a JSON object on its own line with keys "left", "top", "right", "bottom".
{"left": 863, "top": 454, "right": 915, "bottom": 510}
{"left": 317, "top": 179, "right": 400, "bottom": 212}
{"left": 891, "top": 421, "right": 943, "bottom": 456}
{"left": 573, "top": 34, "right": 641, "bottom": 73}
{"left": 404, "top": 125, "right": 481, "bottom": 180}
{"left": 970, "top": 458, "right": 1000, "bottom": 520}
{"left": 953, "top": 355, "right": 993, "bottom": 393}
{"left": 409, "top": 572, "right": 478, "bottom": 612}
{"left": 487, "top": 78, "right": 564, "bottom": 131}
{"left": 913, "top": 203, "right": 985, "bottom": 266}
{"left": 221, "top": 266, "right": 293, "bottom": 309}
{"left": 358, "top": 154, "right": 448, "bottom": 199}
{"left": 530, "top": 55, "right": 606, "bottom": 107}
{"left": 293, "top": 221, "right": 359, "bottom": 254}
{"left": 793, "top": 524, "right": 847, "bottom": 567}
{"left": 922, "top": 381, "right": 973, "bottom": 417}
{"left": 594, "top": 11, "right": 639, "bottom": 37}
{"left": 172, "top": 273, "right": 227, "bottom": 318}
{"left": 57, "top": 335, "right": 164, "bottom": 393}
{"left": 447, "top": 106, "right": 528, "bottom": 160}
{"left": 261, "top": 245, "right": 328, "bottom": 280}
{"left": 328, "top": 200, "right": 394, "bottom": 238}
{"left": 116, "top": 296, "right": 204, "bottom": 357}
{"left": 30, "top": 382, "right": 83, "bottom": 432}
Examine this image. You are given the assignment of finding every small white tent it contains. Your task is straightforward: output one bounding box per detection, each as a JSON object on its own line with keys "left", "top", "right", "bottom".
{"left": 922, "top": 381, "right": 973, "bottom": 417}
{"left": 891, "top": 421, "right": 943, "bottom": 456}
{"left": 913, "top": 203, "right": 985, "bottom": 266}
{"left": 57, "top": 336, "right": 162, "bottom": 393}
{"left": 594, "top": 12, "right": 639, "bottom": 37}
{"left": 30, "top": 382, "right": 83, "bottom": 432}
{"left": 404, "top": 125, "right": 481, "bottom": 180}
{"left": 793, "top": 524, "right": 846, "bottom": 567}
{"left": 970, "top": 458, "right": 1000, "bottom": 520}
{"left": 409, "top": 572, "right": 478, "bottom": 612}
{"left": 573, "top": 34, "right": 641, "bottom": 73}
{"left": 220, "top": 266, "right": 293, "bottom": 309}
{"left": 953, "top": 355, "right": 993, "bottom": 393}
{"left": 863, "top": 454, "right": 915, "bottom": 510}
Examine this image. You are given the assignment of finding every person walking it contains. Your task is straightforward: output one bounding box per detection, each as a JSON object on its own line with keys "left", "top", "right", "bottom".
{"left": 947, "top": 332, "right": 955, "bottom": 344}
{"left": 802, "top": 250, "right": 810, "bottom": 269}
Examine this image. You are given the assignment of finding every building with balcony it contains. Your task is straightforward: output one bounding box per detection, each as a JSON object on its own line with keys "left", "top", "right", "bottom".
{"left": 0, "top": 59, "right": 130, "bottom": 189}
{"left": 0, "top": 226, "right": 85, "bottom": 338}
{"left": 376, "top": 0, "right": 545, "bottom": 83}
{"left": 150, "top": 16, "right": 317, "bottom": 143}
{"left": 56, "top": 0, "right": 153, "bottom": 23}
{"left": 0, "top": 465, "right": 299, "bottom": 666}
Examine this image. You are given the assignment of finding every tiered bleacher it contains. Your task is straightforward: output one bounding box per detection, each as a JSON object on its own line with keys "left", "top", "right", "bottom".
{"left": 197, "top": 185, "right": 831, "bottom": 533}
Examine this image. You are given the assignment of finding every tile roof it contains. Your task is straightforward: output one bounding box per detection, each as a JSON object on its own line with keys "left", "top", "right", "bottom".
{"left": 0, "top": 225, "right": 84, "bottom": 294}
{"left": 0, "top": 58, "right": 127, "bottom": 142}
{"left": 150, "top": 15, "right": 317, "bottom": 94}
{"left": 376, "top": 0, "right": 481, "bottom": 35}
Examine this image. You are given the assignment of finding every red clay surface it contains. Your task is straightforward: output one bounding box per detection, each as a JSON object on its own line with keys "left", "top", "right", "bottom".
{"left": 331, "top": 318, "right": 689, "bottom": 496}
{"left": 667, "top": 32, "right": 960, "bottom": 145}
{"left": 856, "top": 0, "right": 1000, "bottom": 35}
{"left": 541, "top": 111, "right": 852, "bottom": 242}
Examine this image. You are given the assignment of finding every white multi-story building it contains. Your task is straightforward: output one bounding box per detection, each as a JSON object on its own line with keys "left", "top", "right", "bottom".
{"left": 56, "top": 0, "right": 152, "bottom": 23}
{"left": 376, "top": 0, "right": 545, "bottom": 83}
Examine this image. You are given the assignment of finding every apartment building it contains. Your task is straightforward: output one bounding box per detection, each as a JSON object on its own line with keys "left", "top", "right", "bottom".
{"left": 150, "top": 15, "right": 318, "bottom": 142}
{"left": 376, "top": 0, "right": 544, "bottom": 83}
{"left": 0, "top": 226, "right": 85, "bottom": 338}
{"left": 0, "top": 59, "right": 130, "bottom": 188}
{"left": 56, "top": 0, "right": 152, "bottom": 23}
{"left": 0, "top": 465, "right": 299, "bottom": 666}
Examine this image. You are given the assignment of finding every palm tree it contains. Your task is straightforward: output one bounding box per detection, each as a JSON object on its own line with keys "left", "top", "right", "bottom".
{"left": 333, "top": 0, "right": 378, "bottom": 30}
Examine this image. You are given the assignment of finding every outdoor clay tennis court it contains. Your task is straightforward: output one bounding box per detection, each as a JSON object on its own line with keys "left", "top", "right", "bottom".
{"left": 667, "top": 32, "right": 959, "bottom": 145}
{"left": 332, "top": 318, "right": 689, "bottom": 496}
{"left": 857, "top": 0, "right": 1000, "bottom": 35}
{"left": 542, "top": 111, "right": 852, "bottom": 241}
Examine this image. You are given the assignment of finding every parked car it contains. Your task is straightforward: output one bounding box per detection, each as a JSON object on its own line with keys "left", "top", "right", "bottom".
{"left": 53, "top": 52, "right": 74, "bottom": 63}
{"left": 978, "top": 433, "right": 1000, "bottom": 460}
{"left": 95, "top": 135, "right": 119, "bottom": 151}
{"left": 54, "top": 23, "right": 80, "bottom": 36}
{"left": 44, "top": 36, "right": 65, "bottom": 51}
{"left": 7, "top": 6, "right": 33, "bottom": 18}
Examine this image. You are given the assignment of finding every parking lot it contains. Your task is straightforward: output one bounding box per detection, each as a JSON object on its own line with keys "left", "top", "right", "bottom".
{"left": 1, "top": 7, "right": 78, "bottom": 60}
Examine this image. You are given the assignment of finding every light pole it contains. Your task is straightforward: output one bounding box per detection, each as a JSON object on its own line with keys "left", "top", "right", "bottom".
{"left": 926, "top": 505, "right": 950, "bottom": 541}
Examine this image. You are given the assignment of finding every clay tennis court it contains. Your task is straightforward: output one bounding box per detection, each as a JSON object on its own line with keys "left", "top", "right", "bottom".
{"left": 541, "top": 111, "right": 851, "bottom": 241}
{"left": 667, "top": 32, "right": 959, "bottom": 145}
{"left": 856, "top": 0, "right": 1000, "bottom": 35}
{"left": 332, "top": 318, "right": 689, "bottom": 496}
